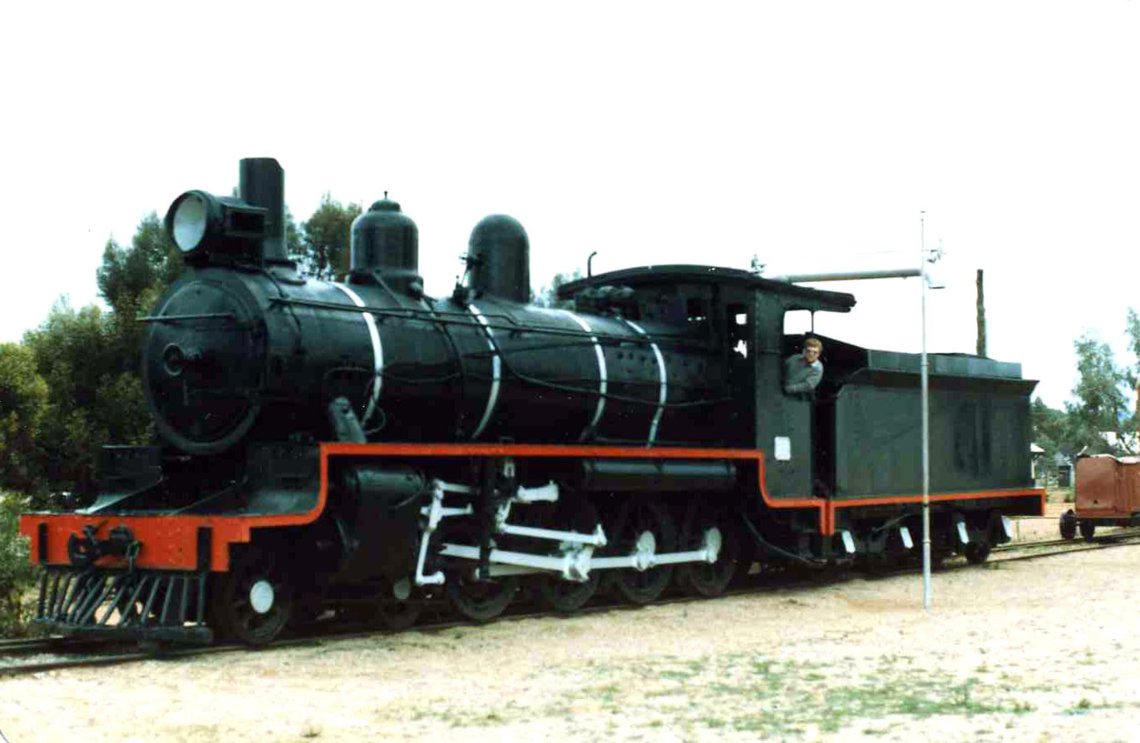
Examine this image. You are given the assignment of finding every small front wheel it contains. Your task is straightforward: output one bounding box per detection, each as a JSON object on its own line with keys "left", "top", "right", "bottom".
{"left": 211, "top": 548, "right": 293, "bottom": 646}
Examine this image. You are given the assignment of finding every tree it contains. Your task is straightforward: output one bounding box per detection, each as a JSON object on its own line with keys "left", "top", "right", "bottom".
{"left": 1126, "top": 308, "right": 1140, "bottom": 427}
{"left": 0, "top": 344, "right": 49, "bottom": 495}
{"left": 0, "top": 491, "right": 35, "bottom": 635}
{"left": 97, "top": 212, "right": 182, "bottom": 314}
{"left": 297, "top": 194, "right": 362, "bottom": 279}
{"left": 97, "top": 212, "right": 183, "bottom": 365}
{"left": 1064, "top": 332, "right": 1131, "bottom": 455}
{"left": 23, "top": 301, "right": 151, "bottom": 501}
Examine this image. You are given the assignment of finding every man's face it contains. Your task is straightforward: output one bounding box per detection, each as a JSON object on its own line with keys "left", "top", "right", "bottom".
{"left": 803, "top": 345, "right": 821, "bottom": 364}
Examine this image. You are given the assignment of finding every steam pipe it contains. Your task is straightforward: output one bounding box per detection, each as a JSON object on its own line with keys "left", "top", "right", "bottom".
{"left": 768, "top": 267, "right": 921, "bottom": 283}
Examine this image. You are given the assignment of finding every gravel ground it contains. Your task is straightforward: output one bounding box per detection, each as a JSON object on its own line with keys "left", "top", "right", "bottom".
{"left": 3, "top": 511, "right": 1139, "bottom": 743}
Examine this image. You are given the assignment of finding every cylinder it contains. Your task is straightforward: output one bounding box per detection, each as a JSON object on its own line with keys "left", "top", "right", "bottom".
{"left": 468, "top": 214, "right": 530, "bottom": 303}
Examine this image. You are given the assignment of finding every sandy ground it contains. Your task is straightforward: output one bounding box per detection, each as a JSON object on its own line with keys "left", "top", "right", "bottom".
{"left": 3, "top": 511, "right": 1139, "bottom": 743}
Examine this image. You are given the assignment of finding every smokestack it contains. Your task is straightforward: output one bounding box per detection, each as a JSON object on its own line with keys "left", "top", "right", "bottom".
{"left": 239, "top": 158, "right": 286, "bottom": 263}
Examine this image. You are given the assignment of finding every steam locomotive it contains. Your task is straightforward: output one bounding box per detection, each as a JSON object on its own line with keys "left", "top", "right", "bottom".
{"left": 19, "top": 158, "right": 1044, "bottom": 644}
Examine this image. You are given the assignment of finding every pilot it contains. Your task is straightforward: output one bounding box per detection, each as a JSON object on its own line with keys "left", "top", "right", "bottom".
{"left": 784, "top": 337, "right": 824, "bottom": 394}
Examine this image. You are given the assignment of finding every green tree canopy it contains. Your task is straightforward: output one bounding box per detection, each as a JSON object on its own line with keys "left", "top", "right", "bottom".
{"left": 1063, "top": 332, "right": 1132, "bottom": 455}
{"left": 296, "top": 194, "right": 362, "bottom": 278}
{"left": 97, "top": 212, "right": 182, "bottom": 315}
{"left": 1126, "top": 308, "right": 1140, "bottom": 417}
{"left": 23, "top": 301, "right": 150, "bottom": 500}
{"left": 97, "top": 212, "right": 183, "bottom": 362}
{"left": 0, "top": 344, "right": 49, "bottom": 494}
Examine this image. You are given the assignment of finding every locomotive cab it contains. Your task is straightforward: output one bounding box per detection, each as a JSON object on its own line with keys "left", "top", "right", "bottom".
{"left": 560, "top": 265, "right": 857, "bottom": 478}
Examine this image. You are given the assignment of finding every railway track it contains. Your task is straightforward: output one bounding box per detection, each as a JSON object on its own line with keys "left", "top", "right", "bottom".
{"left": 4, "top": 531, "right": 1138, "bottom": 678}
{"left": 987, "top": 528, "right": 1140, "bottom": 564}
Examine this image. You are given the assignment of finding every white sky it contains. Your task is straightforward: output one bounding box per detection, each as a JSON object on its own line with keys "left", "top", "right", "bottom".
{"left": 2, "top": 1, "right": 1137, "bottom": 408}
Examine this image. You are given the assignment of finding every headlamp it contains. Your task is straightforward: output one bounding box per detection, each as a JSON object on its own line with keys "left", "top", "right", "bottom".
{"left": 164, "top": 190, "right": 269, "bottom": 260}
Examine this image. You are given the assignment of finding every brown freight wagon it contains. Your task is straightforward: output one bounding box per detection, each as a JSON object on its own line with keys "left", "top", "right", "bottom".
{"left": 1061, "top": 455, "right": 1140, "bottom": 540}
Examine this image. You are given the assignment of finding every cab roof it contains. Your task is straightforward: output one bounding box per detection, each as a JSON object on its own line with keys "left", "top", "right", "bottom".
{"left": 557, "top": 264, "right": 856, "bottom": 313}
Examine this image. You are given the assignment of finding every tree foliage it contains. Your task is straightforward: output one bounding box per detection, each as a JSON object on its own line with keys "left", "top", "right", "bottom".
{"left": 0, "top": 492, "right": 35, "bottom": 636}
{"left": 1064, "top": 333, "right": 1132, "bottom": 454}
{"left": 295, "top": 194, "right": 361, "bottom": 279}
{"left": 1126, "top": 308, "right": 1140, "bottom": 406}
{"left": 0, "top": 344, "right": 49, "bottom": 494}
{"left": 1034, "top": 314, "right": 1140, "bottom": 468}
{"left": 97, "top": 212, "right": 183, "bottom": 364}
{"left": 23, "top": 302, "right": 149, "bottom": 500}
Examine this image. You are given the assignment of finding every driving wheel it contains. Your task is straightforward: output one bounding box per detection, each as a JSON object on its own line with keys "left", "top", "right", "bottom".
{"left": 676, "top": 501, "right": 740, "bottom": 597}
{"left": 212, "top": 547, "right": 293, "bottom": 645}
{"left": 606, "top": 497, "right": 677, "bottom": 605}
{"left": 447, "top": 571, "right": 519, "bottom": 622}
{"left": 535, "top": 498, "right": 602, "bottom": 613}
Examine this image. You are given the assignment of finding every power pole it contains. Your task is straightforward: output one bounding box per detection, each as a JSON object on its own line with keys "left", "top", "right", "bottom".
{"left": 976, "top": 269, "right": 987, "bottom": 357}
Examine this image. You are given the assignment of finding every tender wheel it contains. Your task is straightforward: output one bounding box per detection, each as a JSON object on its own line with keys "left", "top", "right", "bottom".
{"left": 447, "top": 571, "right": 518, "bottom": 622}
{"left": 964, "top": 540, "right": 991, "bottom": 565}
{"left": 676, "top": 502, "right": 740, "bottom": 598}
{"left": 1079, "top": 519, "right": 1096, "bottom": 542}
{"left": 606, "top": 497, "right": 677, "bottom": 605}
{"left": 212, "top": 548, "right": 293, "bottom": 646}
{"left": 1059, "top": 510, "right": 1077, "bottom": 541}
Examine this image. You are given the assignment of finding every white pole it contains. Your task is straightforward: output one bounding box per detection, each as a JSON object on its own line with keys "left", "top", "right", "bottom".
{"left": 921, "top": 212, "right": 932, "bottom": 611}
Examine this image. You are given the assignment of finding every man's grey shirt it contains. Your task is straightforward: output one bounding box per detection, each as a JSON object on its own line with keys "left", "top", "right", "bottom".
{"left": 784, "top": 354, "right": 823, "bottom": 393}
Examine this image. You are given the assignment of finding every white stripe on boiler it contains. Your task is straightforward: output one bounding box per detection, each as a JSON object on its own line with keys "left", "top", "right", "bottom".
{"left": 563, "top": 311, "right": 608, "bottom": 441}
{"left": 332, "top": 283, "right": 383, "bottom": 425}
{"left": 624, "top": 320, "right": 667, "bottom": 447}
{"left": 468, "top": 303, "right": 501, "bottom": 440}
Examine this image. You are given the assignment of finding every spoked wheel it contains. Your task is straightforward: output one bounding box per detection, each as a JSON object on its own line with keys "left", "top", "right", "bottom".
{"left": 212, "top": 548, "right": 293, "bottom": 646}
{"left": 535, "top": 498, "right": 603, "bottom": 613}
{"left": 1059, "top": 510, "right": 1077, "bottom": 541}
{"left": 447, "top": 571, "right": 519, "bottom": 622}
{"left": 1079, "top": 519, "right": 1096, "bottom": 542}
{"left": 675, "top": 501, "right": 740, "bottom": 598}
{"left": 606, "top": 497, "right": 677, "bottom": 605}
{"left": 964, "top": 540, "right": 992, "bottom": 565}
